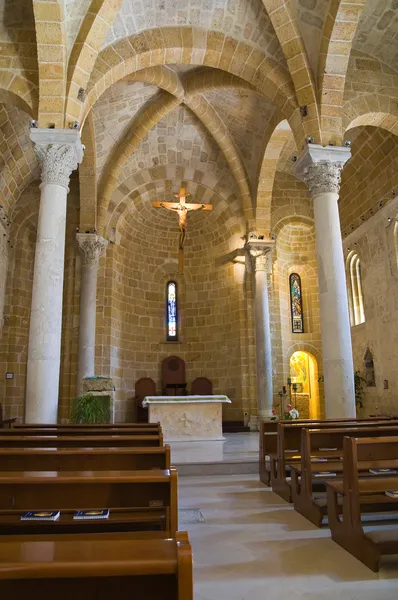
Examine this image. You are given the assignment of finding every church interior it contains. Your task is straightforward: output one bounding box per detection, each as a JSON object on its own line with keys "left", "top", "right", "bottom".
{"left": 0, "top": 0, "right": 398, "bottom": 598}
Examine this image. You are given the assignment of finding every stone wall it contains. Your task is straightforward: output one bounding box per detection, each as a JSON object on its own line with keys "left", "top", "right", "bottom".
{"left": 95, "top": 188, "right": 256, "bottom": 423}
{"left": 343, "top": 197, "right": 398, "bottom": 416}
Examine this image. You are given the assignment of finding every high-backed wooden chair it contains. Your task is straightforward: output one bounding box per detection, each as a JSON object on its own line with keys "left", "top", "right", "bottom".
{"left": 134, "top": 378, "right": 156, "bottom": 422}
{"left": 162, "top": 356, "right": 187, "bottom": 395}
{"left": 191, "top": 377, "right": 213, "bottom": 395}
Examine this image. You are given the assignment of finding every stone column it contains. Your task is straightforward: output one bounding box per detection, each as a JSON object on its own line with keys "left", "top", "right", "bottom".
{"left": 25, "top": 129, "right": 84, "bottom": 423}
{"left": 247, "top": 240, "right": 275, "bottom": 425}
{"left": 76, "top": 233, "right": 108, "bottom": 391}
{"left": 295, "top": 144, "right": 355, "bottom": 418}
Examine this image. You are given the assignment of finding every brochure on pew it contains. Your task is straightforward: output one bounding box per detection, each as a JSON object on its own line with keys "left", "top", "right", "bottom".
{"left": 21, "top": 511, "right": 60, "bottom": 521}
{"left": 369, "top": 468, "right": 397, "bottom": 475}
{"left": 385, "top": 490, "right": 398, "bottom": 499}
{"left": 313, "top": 471, "right": 336, "bottom": 477}
{"left": 73, "top": 509, "right": 110, "bottom": 520}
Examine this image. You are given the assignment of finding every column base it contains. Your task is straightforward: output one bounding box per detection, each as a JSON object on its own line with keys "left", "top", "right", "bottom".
{"left": 249, "top": 415, "right": 259, "bottom": 431}
{"left": 258, "top": 408, "right": 274, "bottom": 420}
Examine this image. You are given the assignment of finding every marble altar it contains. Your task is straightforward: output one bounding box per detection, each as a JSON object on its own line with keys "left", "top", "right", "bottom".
{"left": 142, "top": 395, "right": 231, "bottom": 442}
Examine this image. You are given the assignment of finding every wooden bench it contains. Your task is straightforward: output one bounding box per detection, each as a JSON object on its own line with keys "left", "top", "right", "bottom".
{"left": 259, "top": 417, "right": 393, "bottom": 487}
{"left": 326, "top": 436, "right": 398, "bottom": 571}
{"left": 0, "top": 434, "right": 164, "bottom": 448}
{"left": 290, "top": 426, "right": 398, "bottom": 526}
{"left": 270, "top": 420, "right": 398, "bottom": 502}
{"left": 0, "top": 426, "right": 161, "bottom": 436}
{"left": 0, "top": 445, "right": 171, "bottom": 472}
{"left": 0, "top": 468, "right": 178, "bottom": 536}
{"left": 0, "top": 530, "right": 193, "bottom": 600}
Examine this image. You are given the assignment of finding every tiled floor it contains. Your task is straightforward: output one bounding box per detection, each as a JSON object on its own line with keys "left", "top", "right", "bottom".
{"left": 179, "top": 474, "right": 398, "bottom": 600}
{"left": 170, "top": 432, "right": 259, "bottom": 464}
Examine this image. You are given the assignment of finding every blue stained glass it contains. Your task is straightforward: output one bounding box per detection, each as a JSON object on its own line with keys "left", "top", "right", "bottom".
{"left": 167, "top": 281, "right": 178, "bottom": 340}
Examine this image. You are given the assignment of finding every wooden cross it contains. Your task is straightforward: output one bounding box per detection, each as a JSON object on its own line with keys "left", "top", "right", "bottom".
{"left": 152, "top": 187, "right": 212, "bottom": 272}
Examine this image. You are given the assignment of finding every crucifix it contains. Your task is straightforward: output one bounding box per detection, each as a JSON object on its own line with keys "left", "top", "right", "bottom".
{"left": 152, "top": 186, "right": 212, "bottom": 272}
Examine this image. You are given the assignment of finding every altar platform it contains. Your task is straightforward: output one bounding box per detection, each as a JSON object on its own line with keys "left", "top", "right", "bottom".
{"left": 170, "top": 432, "right": 259, "bottom": 476}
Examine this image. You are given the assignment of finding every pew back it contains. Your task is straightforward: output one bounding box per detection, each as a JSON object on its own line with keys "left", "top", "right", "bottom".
{"left": 0, "top": 446, "right": 171, "bottom": 472}
{"left": 0, "top": 434, "right": 164, "bottom": 448}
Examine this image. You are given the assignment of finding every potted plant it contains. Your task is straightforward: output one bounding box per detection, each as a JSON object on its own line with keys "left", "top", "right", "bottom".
{"left": 70, "top": 394, "right": 110, "bottom": 424}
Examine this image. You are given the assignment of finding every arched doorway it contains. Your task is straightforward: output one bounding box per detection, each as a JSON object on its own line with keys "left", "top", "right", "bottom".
{"left": 289, "top": 351, "right": 320, "bottom": 419}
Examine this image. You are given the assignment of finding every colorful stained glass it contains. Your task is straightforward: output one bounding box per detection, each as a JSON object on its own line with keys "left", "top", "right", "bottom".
{"left": 167, "top": 281, "right": 178, "bottom": 341}
{"left": 290, "top": 273, "right": 304, "bottom": 333}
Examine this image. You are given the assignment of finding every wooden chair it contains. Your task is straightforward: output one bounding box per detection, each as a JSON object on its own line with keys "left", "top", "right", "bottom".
{"left": 162, "top": 356, "right": 187, "bottom": 396}
{"left": 134, "top": 378, "right": 157, "bottom": 423}
{"left": 191, "top": 377, "right": 213, "bottom": 395}
{"left": 327, "top": 436, "right": 398, "bottom": 571}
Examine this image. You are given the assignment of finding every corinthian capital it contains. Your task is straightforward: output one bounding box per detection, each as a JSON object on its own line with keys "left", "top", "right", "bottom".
{"left": 30, "top": 129, "right": 84, "bottom": 191}
{"left": 294, "top": 143, "right": 351, "bottom": 197}
{"left": 246, "top": 238, "right": 275, "bottom": 273}
{"left": 76, "top": 233, "right": 108, "bottom": 267}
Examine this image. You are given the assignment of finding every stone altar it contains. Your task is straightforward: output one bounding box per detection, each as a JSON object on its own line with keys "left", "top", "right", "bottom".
{"left": 142, "top": 395, "right": 231, "bottom": 441}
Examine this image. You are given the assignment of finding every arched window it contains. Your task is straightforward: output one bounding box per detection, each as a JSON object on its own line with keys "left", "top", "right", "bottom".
{"left": 347, "top": 253, "right": 365, "bottom": 326}
{"left": 364, "top": 349, "right": 376, "bottom": 387}
{"left": 289, "top": 273, "right": 304, "bottom": 333}
{"left": 166, "top": 281, "right": 178, "bottom": 341}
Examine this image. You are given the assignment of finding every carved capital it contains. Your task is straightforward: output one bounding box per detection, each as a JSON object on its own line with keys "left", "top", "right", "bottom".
{"left": 30, "top": 129, "right": 84, "bottom": 191}
{"left": 76, "top": 233, "right": 108, "bottom": 267}
{"left": 294, "top": 143, "right": 351, "bottom": 198}
{"left": 246, "top": 239, "right": 275, "bottom": 273}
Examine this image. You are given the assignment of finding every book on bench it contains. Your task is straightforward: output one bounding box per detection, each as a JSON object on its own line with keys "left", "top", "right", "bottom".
{"left": 73, "top": 509, "right": 110, "bottom": 520}
{"left": 369, "top": 468, "right": 397, "bottom": 475}
{"left": 385, "top": 490, "right": 398, "bottom": 499}
{"left": 318, "top": 447, "right": 338, "bottom": 452}
{"left": 21, "top": 511, "right": 60, "bottom": 521}
{"left": 313, "top": 471, "right": 336, "bottom": 477}
{"left": 311, "top": 457, "right": 327, "bottom": 462}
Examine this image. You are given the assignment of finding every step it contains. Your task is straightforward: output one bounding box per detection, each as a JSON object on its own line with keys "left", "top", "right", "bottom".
{"left": 175, "top": 460, "right": 258, "bottom": 476}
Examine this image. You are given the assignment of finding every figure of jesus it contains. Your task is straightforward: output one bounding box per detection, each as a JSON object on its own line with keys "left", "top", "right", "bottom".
{"left": 160, "top": 194, "right": 206, "bottom": 249}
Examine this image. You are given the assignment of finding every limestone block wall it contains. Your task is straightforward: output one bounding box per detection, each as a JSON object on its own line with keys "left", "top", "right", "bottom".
{"left": 95, "top": 195, "right": 254, "bottom": 423}
{"left": 343, "top": 198, "right": 398, "bottom": 416}
{"left": 270, "top": 172, "right": 323, "bottom": 417}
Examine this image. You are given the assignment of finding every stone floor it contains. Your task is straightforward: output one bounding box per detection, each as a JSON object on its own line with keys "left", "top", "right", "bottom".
{"left": 179, "top": 474, "right": 398, "bottom": 600}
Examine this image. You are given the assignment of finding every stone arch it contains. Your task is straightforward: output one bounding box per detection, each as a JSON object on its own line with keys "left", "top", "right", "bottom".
{"left": 346, "top": 250, "right": 365, "bottom": 326}
{"left": 256, "top": 119, "right": 294, "bottom": 236}
{"left": 82, "top": 27, "right": 303, "bottom": 143}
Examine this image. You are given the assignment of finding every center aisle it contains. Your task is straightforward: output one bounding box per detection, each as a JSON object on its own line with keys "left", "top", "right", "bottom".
{"left": 178, "top": 474, "right": 398, "bottom": 600}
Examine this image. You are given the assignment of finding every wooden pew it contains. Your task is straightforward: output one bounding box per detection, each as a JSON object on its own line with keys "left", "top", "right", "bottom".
{"left": 0, "top": 426, "right": 161, "bottom": 436}
{"left": 0, "top": 530, "right": 193, "bottom": 600}
{"left": 0, "top": 468, "right": 178, "bottom": 537}
{"left": 326, "top": 436, "right": 398, "bottom": 571}
{"left": 0, "top": 445, "right": 171, "bottom": 472}
{"left": 290, "top": 425, "right": 398, "bottom": 526}
{"left": 14, "top": 422, "right": 160, "bottom": 428}
{"left": 259, "top": 417, "right": 393, "bottom": 487}
{"left": 270, "top": 420, "right": 398, "bottom": 502}
{"left": 0, "top": 433, "right": 164, "bottom": 448}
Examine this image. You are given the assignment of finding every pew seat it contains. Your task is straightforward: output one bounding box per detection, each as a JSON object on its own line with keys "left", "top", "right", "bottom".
{"left": 0, "top": 531, "right": 193, "bottom": 600}
{"left": 0, "top": 468, "right": 177, "bottom": 537}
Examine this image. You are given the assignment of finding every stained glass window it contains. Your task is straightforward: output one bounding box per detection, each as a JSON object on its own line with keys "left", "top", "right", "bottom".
{"left": 166, "top": 281, "right": 178, "bottom": 341}
{"left": 290, "top": 273, "right": 304, "bottom": 333}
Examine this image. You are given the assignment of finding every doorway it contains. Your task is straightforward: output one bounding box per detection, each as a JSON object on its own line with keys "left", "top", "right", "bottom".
{"left": 289, "top": 351, "right": 320, "bottom": 419}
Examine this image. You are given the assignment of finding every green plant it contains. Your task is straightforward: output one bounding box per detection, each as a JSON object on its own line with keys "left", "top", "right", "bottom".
{"left": 70, "top": 394, "right": 110, "bottom": 424}
{"left": 354, "top": 371, "right": 366, "bottom": 409}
